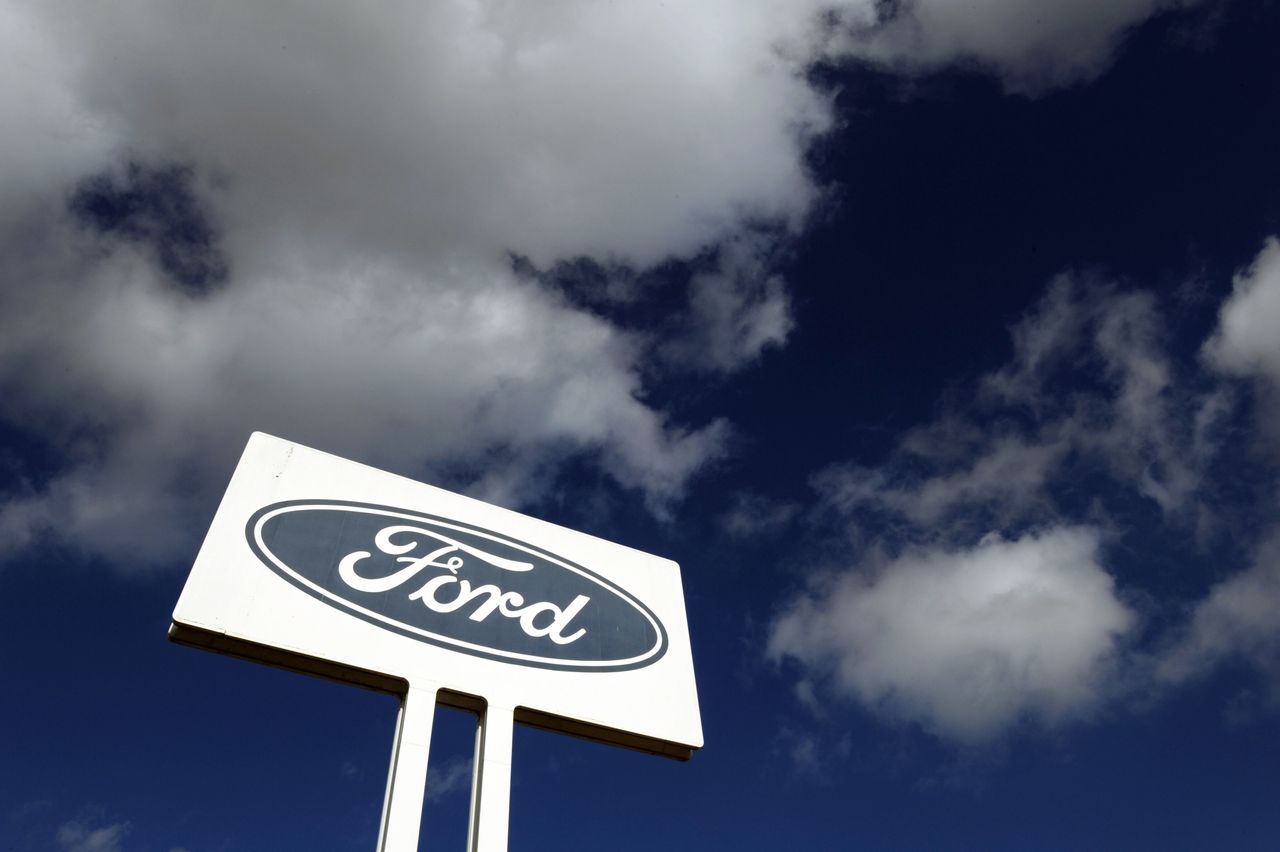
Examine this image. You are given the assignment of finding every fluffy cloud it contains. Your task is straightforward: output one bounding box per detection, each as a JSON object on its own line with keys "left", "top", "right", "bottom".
{"left": 0, "top": 1, "right": 838, "bottom": 568}
{"left": 660, "top": 234, "right": 795, "bottom": 373}
{"left": 769, "top": 528, "right": 1136, "bottom": 742}
{"left": 29, "top": 1, "right": 834, "bottom": 268}
{"left": 1204, "top": 237, "right": 1280, "bottom": 438}
{"left": 0, "top": 233, "right": 730, "bottom": 564}
{"left": 837, "top": 0, "right": 1204, "bottom": 93}
{"left": 819, "top": 435, "right": 1067, "bottom": 530}
{"left": 1157, "top": 239, "right": 1280, "bottom": 691}
{"left": 426, "top": 757, "right": 474, "bottom": 803}
{"left": 1158, "top": 530, "right": 1280, "bottom": 691}
{"left": 764, "top": 242, "right": 1280, "bottom": 753}
{"left": 781, "top": 262, "right": 1280, "bottom": 742}
{"left": 0, "top": 1, "right": 1216, "bottom": 572}
{"left": 817, "top": 277, "right": 1205, "bottom": 539}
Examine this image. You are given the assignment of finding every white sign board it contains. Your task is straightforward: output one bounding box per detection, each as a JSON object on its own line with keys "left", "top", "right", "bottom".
{"left": 171, "top": 433, "right": 702, "bottom": 851}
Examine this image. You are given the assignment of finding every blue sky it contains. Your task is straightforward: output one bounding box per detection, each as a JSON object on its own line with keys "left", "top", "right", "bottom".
{"left": 3, "top": 1, "right": 1280, "bottom": 850}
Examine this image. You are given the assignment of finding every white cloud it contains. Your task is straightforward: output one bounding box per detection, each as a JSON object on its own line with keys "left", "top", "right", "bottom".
{"left": 30, "top": 1, "right": 834, "bottom": 269}
{"left": 818, "top": 277, "right": 1203, "bottom": 535}
{"left": 769, "top": 528, "right": 1136, "bottom": 743}
{"left": 0, "top": 1, "right": 835, "bottom": 567}
{"left": 662, "top": 234, "right": 795, "bottom": 373}
{"left": 426, "top": 757, "right": 474, "bottom": 803}
{"left": 57, "top": 820, "right": 129, "bottom": 852}
{"left": 1158, "top": 240, "right": 1280, "bottom": 692}
{"left": 0, "top": 1, "right": 1220, "bottom": 571}
{"left": 820, "top": 436, "right": 1067, "bottom": 528}
{"left": 1206, "top": 237, "right": 1280, "bottom": 381}
{"left": 0, "top": 238, "right": 730, "bottom": 565}
{"left": 0, "top": 3, "right": 117, "bottom": 228}
{"left": 1158, "top": 529, "right": 1280, "bottom": 690}
{"left": 981, "top": 277, "right": 1089, "bottom": 406}
{"left": 720, "top": 491, "right": 801, "bottom": 540}
{"left": 837, "top": 0, "right": 1204, "bottom": 93}
{"left": 1087, "top": 289, "right": 1199, "bottom": 511}
{"left": 786, "top": 271, "right": 1255, "bottom": 743}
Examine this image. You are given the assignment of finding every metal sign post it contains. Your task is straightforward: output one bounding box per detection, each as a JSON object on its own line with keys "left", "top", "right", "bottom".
{"left": 376, "top": 685, "right": 513, "bottom": 852}
{"left": 377, "top": 684, "right": 438, "bottom": 851}
{"left": 172, "top": 433, "right": 702, "bottom": 851}
{"left": 467, "top": 702, "right": 514, "bottom": 852}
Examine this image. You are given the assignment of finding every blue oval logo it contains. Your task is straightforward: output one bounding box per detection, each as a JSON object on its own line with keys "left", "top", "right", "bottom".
{"left": 246, "top": 500, "right": 668, "bottom": 672}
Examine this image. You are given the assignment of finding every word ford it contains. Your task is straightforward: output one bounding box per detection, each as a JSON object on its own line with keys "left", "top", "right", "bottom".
{"left": 247, "top": 500, "right": 668, "bottom": 670}
{"left": 339, "top": 524, "right": 590, "bottom": 645}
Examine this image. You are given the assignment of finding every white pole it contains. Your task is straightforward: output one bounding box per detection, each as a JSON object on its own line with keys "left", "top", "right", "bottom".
{"left": 466, "top": 702, "right": 515, "bottom": 852}
{"left": 377, "top": 684, "right": 438, "bottom": 852}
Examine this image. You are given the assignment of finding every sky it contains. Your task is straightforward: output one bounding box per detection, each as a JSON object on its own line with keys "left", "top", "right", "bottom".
{"left": 3, "top": 0, "right": 1280, "bottom": 850}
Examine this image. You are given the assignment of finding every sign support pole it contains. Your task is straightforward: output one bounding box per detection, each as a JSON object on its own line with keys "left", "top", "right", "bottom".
{"left": 172, "top": 435, "right": 702, "bottom": 852}
{"left": 467, "top": 702, "right": 515, "bottom": 852}
{"left": 374, "top": 687, "right": 515, "bottom": 852}
{"left": 377, "top": 684, "right": 438, "bottom": 852}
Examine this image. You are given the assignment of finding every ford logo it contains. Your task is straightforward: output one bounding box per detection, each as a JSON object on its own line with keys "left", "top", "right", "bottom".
{"left": 246, "top": 500, "right": 668, "bottom": 671}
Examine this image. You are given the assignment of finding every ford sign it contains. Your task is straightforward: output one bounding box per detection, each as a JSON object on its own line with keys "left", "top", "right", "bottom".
{"left": 246, "top": 500, "right": 669, "bottom": 671}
